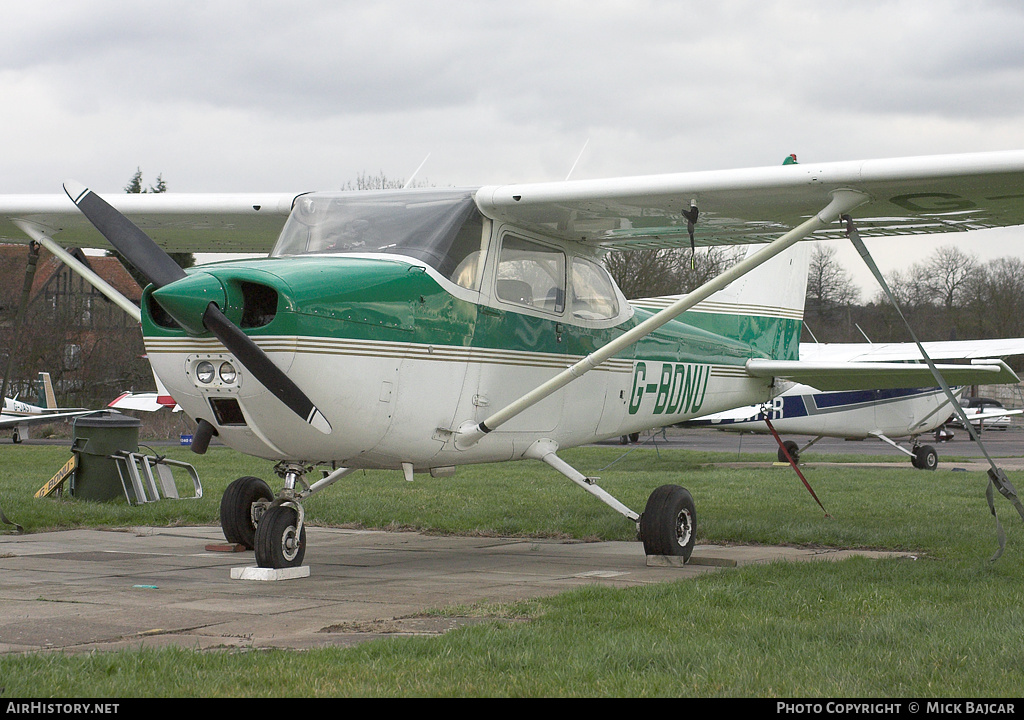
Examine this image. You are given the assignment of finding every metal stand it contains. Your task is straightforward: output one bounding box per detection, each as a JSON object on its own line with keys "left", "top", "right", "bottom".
{"left": 114, "top": 451, "right": 203, "bottom": 505}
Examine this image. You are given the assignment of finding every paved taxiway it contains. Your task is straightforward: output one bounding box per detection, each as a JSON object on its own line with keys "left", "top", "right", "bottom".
{"left": 0, "top": 526, "right": 912, "bottom": 655}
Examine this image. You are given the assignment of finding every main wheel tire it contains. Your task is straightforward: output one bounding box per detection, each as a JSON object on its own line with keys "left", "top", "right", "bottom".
{"left": 220, "top": 476, "right": 273, "bottom": 549}
{"left": 254, "top": 505, "right": 306, "bottom": 569}
{"left": 639, "top": 484, "right": 696, "bottom": 560}
{"left": 778, "top": 440, "right": 800, "bottom": 464}
{"left": 914, "top": 445, "right": 938, "bottom": 471}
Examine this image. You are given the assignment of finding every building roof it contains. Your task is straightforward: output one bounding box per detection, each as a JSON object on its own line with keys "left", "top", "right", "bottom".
{"left": 0, "top": 243, "right": 142, "bottom": 310}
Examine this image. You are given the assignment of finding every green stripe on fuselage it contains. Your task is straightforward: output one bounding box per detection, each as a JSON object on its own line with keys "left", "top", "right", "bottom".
{"left": 140, "top": 256, "right": 800, "bottom": 365}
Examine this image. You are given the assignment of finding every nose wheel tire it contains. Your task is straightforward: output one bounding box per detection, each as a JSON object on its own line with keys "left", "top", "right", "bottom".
{"left": 640, "top": 484, "right": 696, "bottom": 561}
{"left": 220, "top": 476, "right": 274, "bottom": 549}
{"left": 254, "top": 505, "right": 307, "bottom": 569}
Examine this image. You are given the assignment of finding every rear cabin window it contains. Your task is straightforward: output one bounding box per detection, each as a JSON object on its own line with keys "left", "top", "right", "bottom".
{"left": 571, "top": 257, "right": 619, "bottom": 320}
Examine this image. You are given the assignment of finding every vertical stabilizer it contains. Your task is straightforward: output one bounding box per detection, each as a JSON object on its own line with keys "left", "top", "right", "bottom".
{"left": 630, "top": 242, "right": 811, "bottom": 361}
{"left": 702, "top": 242, "right": 811, "bottom": 316}
{"left": 39, "top": 372, "right": 57, "bottom": 410}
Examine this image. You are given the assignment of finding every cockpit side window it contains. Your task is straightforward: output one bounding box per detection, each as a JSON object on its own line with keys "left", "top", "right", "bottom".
{"left": 495, "top": 234, "right": 566, "bottom": 314}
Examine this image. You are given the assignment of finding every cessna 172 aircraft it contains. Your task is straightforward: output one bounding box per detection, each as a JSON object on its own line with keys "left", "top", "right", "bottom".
{"left": 0, "top": 371, "right": 95, "bottom": 443}
{"left": 3, "top": 150, "right": 1024, "bottom": 568}
{"left": 681, "top": 337, "right": 1024, "bottom": 470}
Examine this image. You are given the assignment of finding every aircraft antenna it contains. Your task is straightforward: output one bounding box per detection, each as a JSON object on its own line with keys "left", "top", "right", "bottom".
{"left": 403, "top": 154, "right": 431, "bottom": 189}
{"left": 565, "top": 139, "right": 590, "bottom": 181}
{"left": 855, "top": 323, "right": 873, "bottom": 344}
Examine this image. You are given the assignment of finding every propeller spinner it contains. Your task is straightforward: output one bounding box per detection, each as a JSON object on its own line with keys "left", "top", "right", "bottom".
{"left": 63, "top": 181, "right": 332, "bottom": 436}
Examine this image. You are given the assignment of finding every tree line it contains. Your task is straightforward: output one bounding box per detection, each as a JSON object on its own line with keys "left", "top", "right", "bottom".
{"left": 605, "top": 242, "right": 1024, "bottom": 350}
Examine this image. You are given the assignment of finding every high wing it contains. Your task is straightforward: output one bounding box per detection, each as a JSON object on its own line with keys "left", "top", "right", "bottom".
{"left": 800, "top": 338, "right": 1024, "bottom": 363}
{"left": 3, "top": 150, "right": 1024, "bottom": 252}
{"left": 475, "top": 150, "right": 1024, "bottom": 249}
{"left": 0, "top": 192, "right": 300, "bottom": 253}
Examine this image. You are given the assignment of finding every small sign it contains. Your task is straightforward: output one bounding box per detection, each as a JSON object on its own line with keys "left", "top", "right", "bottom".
{"left": 35, "top": 456, "right": 77, "bottom": 498}
{"left": 180, "top": 434, "right": 193, "bottom": 446}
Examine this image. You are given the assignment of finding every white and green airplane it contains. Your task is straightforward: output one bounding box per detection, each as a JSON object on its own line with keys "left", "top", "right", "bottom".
{"left": 3, "top": 150, "right": 1024, "bottom": 568}
{"left": 0, "top": 371, "right": 94, "bottom": 443}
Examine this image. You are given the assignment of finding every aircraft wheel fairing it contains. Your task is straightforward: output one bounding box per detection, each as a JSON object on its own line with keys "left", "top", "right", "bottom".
{"left": 220, "top": 476, "right": 273, "bottom": 549}
{"left": 254, "top": 505, "right": 306, "bottom": 568}
{"left": 640, "top": 484, "right": 696, "bottom": 560}
{"left": 913, "top": 445, "right": 938, "bottom": 471}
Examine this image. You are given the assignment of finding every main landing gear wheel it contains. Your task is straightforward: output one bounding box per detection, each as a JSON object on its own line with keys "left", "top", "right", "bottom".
{"left": 912, "top": 444, "right": 938, "bottom": 471}
{"left": 254, "top": 505, "right": 306, "bottom": 569}
{"left": 220, "top": 476, "right": 273, "bottom": 549}
{"left": 639, "top": 484, "right": 696, "bottom": 561}
{"left": 778, "top": 440, "right": 800, "bottom": 464}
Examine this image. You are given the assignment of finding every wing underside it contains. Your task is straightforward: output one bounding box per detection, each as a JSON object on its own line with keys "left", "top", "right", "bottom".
{"left": 475, "top": 150, "right": 1024, "bottom": 249}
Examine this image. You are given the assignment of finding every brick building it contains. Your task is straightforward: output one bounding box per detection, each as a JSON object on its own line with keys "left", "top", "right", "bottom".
{"left": 0, "top": 243, "right": 149, "bottom": 406}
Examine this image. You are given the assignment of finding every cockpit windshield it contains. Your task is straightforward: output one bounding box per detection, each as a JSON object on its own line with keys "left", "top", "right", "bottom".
{"left": 271, "top": 189, "right": 484, "bottom": 287}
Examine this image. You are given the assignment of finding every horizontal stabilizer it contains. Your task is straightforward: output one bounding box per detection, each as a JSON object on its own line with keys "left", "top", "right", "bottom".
{"left": 745, "top": 358, "right": 1019, "bottom": 391}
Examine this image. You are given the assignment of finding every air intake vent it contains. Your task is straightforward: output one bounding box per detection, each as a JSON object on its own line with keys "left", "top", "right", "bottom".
{"left": 147, "top": 294, "right": 182, "bottom": 329}
{"left": 240, "top": 282, "right": 278, "bottom": 328}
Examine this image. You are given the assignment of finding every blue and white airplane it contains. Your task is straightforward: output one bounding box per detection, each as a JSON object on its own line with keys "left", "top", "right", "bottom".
{"left": 683, "top": 338, "right": 1024, "bottom": 469}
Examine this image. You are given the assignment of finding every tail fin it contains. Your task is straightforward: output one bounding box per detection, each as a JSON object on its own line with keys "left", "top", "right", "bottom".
{"left": 631, "top": 243, "right": 811, "bottom": 361}
{"left": 38, "top": 372, "right": 57, "bottom": 409}
{"left": 702, "top": 242, "right": 810, "bottom": 317}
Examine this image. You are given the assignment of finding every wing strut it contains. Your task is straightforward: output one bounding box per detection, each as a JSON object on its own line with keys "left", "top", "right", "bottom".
{"left": 845, "top": 214, "right": 1024, "bottom": 560}
{"left": 455, "top": 189, "right": 870, "bottom": 449}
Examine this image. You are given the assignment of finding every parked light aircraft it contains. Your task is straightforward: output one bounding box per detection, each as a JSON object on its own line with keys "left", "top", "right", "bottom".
{"left": 3, "top": 150, "right": 1024, "bottom": 568}
{"left": 0, "top": 372, "right": 95, "bottom": 443}
{"left": 682, "top": 337, "right": 1024, "bottom": 470}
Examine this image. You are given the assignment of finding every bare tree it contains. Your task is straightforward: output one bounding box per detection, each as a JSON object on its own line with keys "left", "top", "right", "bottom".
{"left": 341, "top": 170, "right": 430, "bottom": 191}
{"left": 922, "top": 245, "right": 980, "bottom": 310}
{"left": 604, "top": 246, "right": 742, "bottom": 300}
{"left": 804, "top": 243, "right": 859, "bottom": 338}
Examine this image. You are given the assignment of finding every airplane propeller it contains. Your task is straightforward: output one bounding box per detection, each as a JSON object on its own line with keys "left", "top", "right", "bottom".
{"left": 62, "top": 181, "right": 332, "bottom": 439}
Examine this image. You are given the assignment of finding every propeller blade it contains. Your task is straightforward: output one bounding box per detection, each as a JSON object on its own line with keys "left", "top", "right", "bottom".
{"left": 202, "top": 303, "right": 332, "bottom": 434}
{"left": 63, "top": 180, "right": 186, "bottom": 289}
{"left": 64, "top": 181, "right": 331, "bottom": 435}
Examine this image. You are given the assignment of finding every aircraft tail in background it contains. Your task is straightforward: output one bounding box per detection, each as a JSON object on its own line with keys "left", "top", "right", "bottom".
{"left": 38, "top": 372, "right": 57, "bottom": 410}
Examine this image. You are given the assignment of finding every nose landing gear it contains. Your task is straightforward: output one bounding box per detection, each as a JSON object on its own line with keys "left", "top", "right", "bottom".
{"left": 218, "top": 462, "right": 355, "bottom": 569}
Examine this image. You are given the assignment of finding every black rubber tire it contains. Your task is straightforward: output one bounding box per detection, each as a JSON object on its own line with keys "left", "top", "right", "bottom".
{"left": 778, "top": 440, "right": 800, "bottom": 464}
{"left": 220, "top": 476, "right": 273, "bottom": 548}
{"left": 254, "top": 505, "right": 306, "bottom": 569}
{"left": 639, "top": 484, "right": 696, "bottom": 560}
{"left": 914, "top": 445, "right": 938, "bottom": 471}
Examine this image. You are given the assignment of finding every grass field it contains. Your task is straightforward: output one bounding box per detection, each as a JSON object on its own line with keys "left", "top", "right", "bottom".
{"left": 1, "top": 442, "right": 1023, "bottom": 697}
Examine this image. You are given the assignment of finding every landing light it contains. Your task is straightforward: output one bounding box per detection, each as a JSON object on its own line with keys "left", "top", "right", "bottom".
{"left": 219, "top": 362, "right": 237, "bottom": 384}
{"left": 196, "top": 361, "right": 216, "bottom": 384}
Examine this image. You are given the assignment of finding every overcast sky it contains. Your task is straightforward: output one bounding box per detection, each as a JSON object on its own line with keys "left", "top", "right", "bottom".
{"left": 3, "top": 0, "right": 1024, "bottom": 295}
